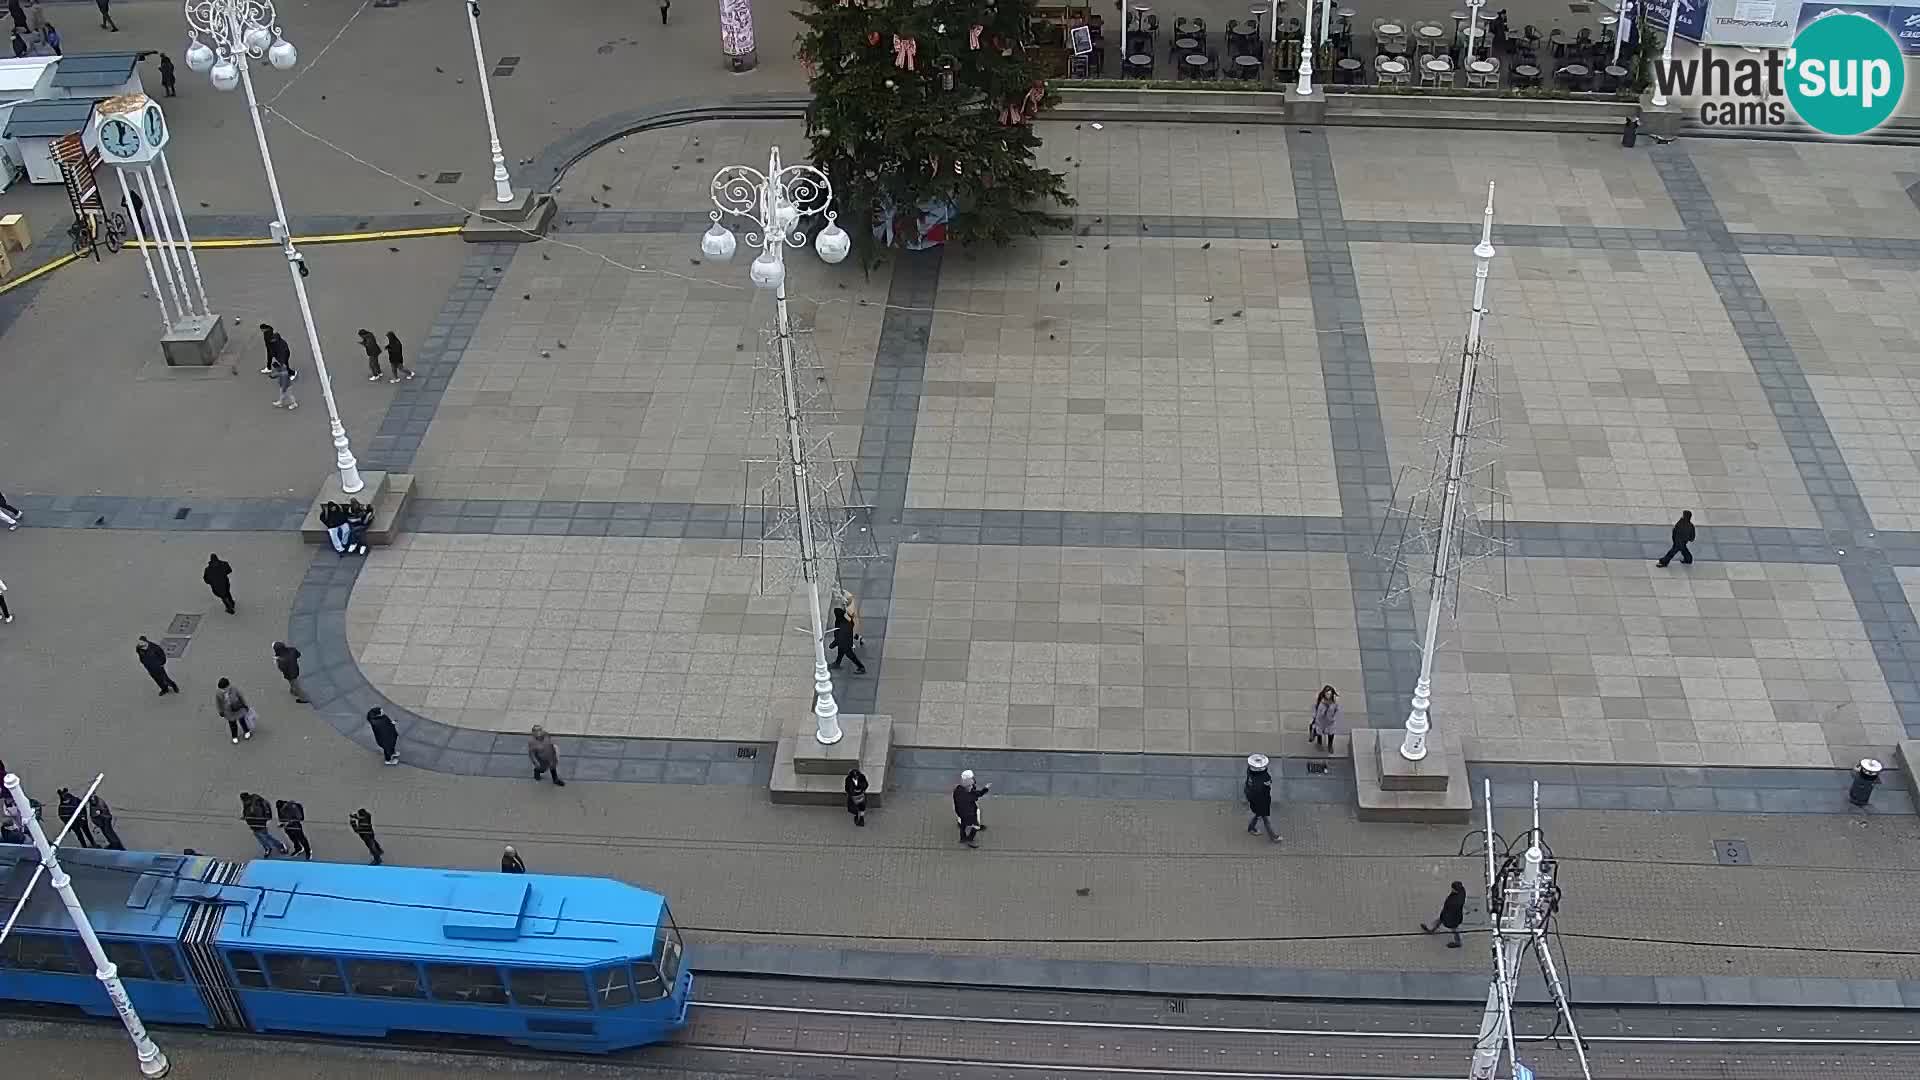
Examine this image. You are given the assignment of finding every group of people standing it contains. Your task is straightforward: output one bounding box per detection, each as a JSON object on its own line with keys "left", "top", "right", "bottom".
{"left": 0, "top": 785, "right": 122, "bottom": 849}
{"left": 237, "top": 791, "right": 386, "bottom": 866}
{"left": 259, "top": 324, "right": 411, "bottom": 412}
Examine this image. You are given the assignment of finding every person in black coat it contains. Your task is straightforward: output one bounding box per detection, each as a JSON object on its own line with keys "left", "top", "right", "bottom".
{"left": 384, "top": 331, "right": 414, "bottom": 382}
{"left": 349, "top": 808, "right": 383, "bottom": 865}
{"left": 845, "top": 766, "right": 869, "bottom": 826}
{"left": 136, "top": 635, "right": 180, "bottom": 694}
{"left": 366, "top": 707, "right": 400, "bottom": 765}
{"left": 203, "top": 553, "right": 236, "bottom": 614}
{"left": 358, "top": 329, "right": 384, "bottom": 380}
{"left": 56, "top": 788, "right": 97, "bottom": 847}
{"left": 88, "top": 795, "right": 125, "bottom": 850}
{"left": 953, "top": 770, "right": 989, "bottom": 848}
{"left": 259, "top": 324, "right": 294, "bottom": 380}
{"left": 1422, "top": 881, "right": 1469, "bottom": 947}
{"left": 159, "top": 52, "right": 176, "bottom": 97}
{"left": 275, "top": 798, "right": 311, "bottom": 859}
{"left": 1243, "top": 753, "right": 1279, "bottom": 843}
{"left": 500, "top": 845, "right": 526, "bottom": 873}
{"left": 1657, "top": 510, "right": 1695, "bottom": 567}
{"left": 828, "top": 607, "right": 865, "bottom": 673}
{"left": 272, "top": 641, "right": 308, "bottom": 703}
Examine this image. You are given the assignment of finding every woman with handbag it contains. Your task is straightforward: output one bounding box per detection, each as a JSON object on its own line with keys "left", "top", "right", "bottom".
{"left": 1309, "top": 685, "right": 1341, "bottom": 752}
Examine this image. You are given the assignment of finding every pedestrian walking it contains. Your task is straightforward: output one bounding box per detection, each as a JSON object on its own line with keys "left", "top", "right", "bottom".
{"left": 349, "top": 808, "right": 383, "bottom": 864}
{"left": 240, "top": 792, "right": 287, "bottom": 857}
{"left": 366, "top": 706, "right": 400, "bottom": 765}
{"left": 828, "top": 607, "right": 865, "bottom": 673}
{"left": 845, "top": 765, "right": 869, "bottom": 826}
{"left": 203, "top": 553, "right": 236, "bottom": 614}
{"left": 1309, "top": 685, "right": 1341, "bottom": 753}
{"left": 953, "top": 769, "right": 990, "bottom": 848}
{"left": 358, "top": 329, "right": 383, "bottom": 381}
{"left": 0, "top": 576, "right": 11, "bottom": 625}
{"left": 57, "top": 787, "right": 97, "bottom": 847}
{"left": 136, "top": 636, "right": 179, "bottom": 694}
{"left": 159, "top": 52, "right": 176, "bottom": 97}
{"left": 1244, "top": 753, "right": 1280, "bottom": 842}
{"left": 275, "top": 798, "right": 311, "bottom": 859}
{"left": 526, "top": 725, "right": 564, "bottom": 786}
{"left": 1421, "top": 881, "right": 1469, "bottom": 948}
{"left": 87, "top": 795, "right": 125, "bottom": 850}
{"left": 659, "top": 0, "right": 670, "bottom": 23}
{"left": 0, "top": 488, "right": 20, "bottom": 529}
{"left": 500, "top": 845, "right": 526, "bottom": 873}
{"left": 384, "top": 331, "right": 414, "bottom": 382}
{"left": 215, "top": 678, "right": 254, "bottom": 743}
{"left": 259, "top": 324, "right": 294, "bottom": 379}
{"left": 95, "top": 0, "right": 117, "bottom": 32}
{"left": 269, "top": 355, "right": 298, "bottom": 410}
{"left": 1656, "top": 510, "right": 1695, "bottom": 568}
{"left": 272, "top": 641, "right": 309, "bottom": 703}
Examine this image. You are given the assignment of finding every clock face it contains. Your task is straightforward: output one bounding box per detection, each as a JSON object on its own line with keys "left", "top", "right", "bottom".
{"left": 100, "top": 118, "right": 140, "bottom": 159}
{"left": 142, "top": 104, "right": 167, "bottom": 149}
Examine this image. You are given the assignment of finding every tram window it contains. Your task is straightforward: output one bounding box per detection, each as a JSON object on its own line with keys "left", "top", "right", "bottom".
{"left": 347, "top": 959, "right": 426, "bottom": 999}
{"left": 6, "top": 934, "right": 83, "bottom": 974}
{"left": 631, "top": 960, "right": 665, "bottom": 1001}
{"left": 426, "top": 963, "right": 509, "bottom": 1005}
{"left": 103, "top": 941, "right": 152, "bottom": 980}
{"left": 655, "top": 919, "right": 684, "bottom": 987}
{"left": 263, "top": 952, "right": 346, "bottom": 994}
{"left": 507, "top": 968, "right": 592, "bottom": 1010}
{"left": 145, "top": 946, "right": 185, "bottom": 982}
{"left": 593, "top": 964, "right": 633, "bottom": 1008}
{"left": 227, "top": 950, "right": 268, "bottom": 989}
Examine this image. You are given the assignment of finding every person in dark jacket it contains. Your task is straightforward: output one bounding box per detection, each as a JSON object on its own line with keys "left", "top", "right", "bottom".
{"left": 204, "top": 553, "right": 236, "bottom": 614}
{"left": 240, "top": 792, "right": 288, "bottom": 857}
{"left": 159, "top": 52, "right": 176, "bottom": 96}
{"left": 272, "top": 641, "right": 309, "bottom": 703}
{"left": 275, "top": 798, "right": 311, "bottom": 859}
{"left": 136, "top": 635, "right": 180, "bottom": 694}
{"left": 1422, "top": 881, "right": 1469, "bottom": 947}
{"left": 1657, "top": 510, "right": 1695, "bottom": 567}
{"left": 349, "top": 808, "right": 383, "bottom": 865}
{"left": 828, "top": 607, "right": 865, "bottom": 673}
{"left": 384, "top": 331, "right": 414, "bottom": 383}
{"left": 259, "top": 323, "right": 295, "bottom": 379}
{"left": 845, "top": 765, "right": 869, "bottom": 826}
{"left": 527, "top": 725, "right": 564, "bottom": 786}
{"left": 87, "top": 795, "right": 125, "bottom": 850}
{"left": 500, "top": 845, "right": 526, "bottom": 873}
{"left": 953, "top": 770, "right": 989, "bottom": 848}
{"left": 366, "top": 706, "right": 400, "bottom": 765}
{"left": 8, "top": 0, "right": 25, "bottom": 33}
{"left": 1244, "top": 753, "right": 1279, "bottom": 843}
{"left": 358, "top": 328, "right": 384, "bottom": 380}
{"left": 96, "top": 0, "right": 118, "bottom": 32}
{"left": 56, "top": 787, "right": 97, "bottom": 847}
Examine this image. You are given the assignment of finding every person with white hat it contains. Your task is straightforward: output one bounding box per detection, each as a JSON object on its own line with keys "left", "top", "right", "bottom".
{"left": 953, "top": 769, "right": 991, "bottom": 848}
{"left": 1244, "top": 753, "right": 1279, "bottom": 843}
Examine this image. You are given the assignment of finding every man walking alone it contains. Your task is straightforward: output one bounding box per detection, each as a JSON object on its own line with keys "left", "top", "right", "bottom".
{"left": 366, "top": 706, "right": 400, "bottom": 765}
{"left": 527, "top": 725, "right": 565, "bottom": 786}
{"left": 215, "top": 678, "right": 253, "bottom": 743}
{"left": 272, "top": 641, "right": 309, "bottom": 703}
{"left": 1656, "top": 510, "right": 1695, "bottom": 568}
{"left": 1244, "top": 753, "right": 1280, "bottom": 843}
{"left": 204, "top": 553, "right": 236, "bottom": 614}
{"left": 953, "top": 770, "right": 990, "bottom": 848}
{"left": 1421, "top": 881, "right": 1469, "bottom": 948}
{"left": 136, "top": 636, "right": 179, "bottom": 694}
{"left": 349, "top": 808, "right": 384, "bottom": 865}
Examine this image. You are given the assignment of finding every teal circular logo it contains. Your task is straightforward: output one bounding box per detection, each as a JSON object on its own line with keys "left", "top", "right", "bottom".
{"left": 1787, "top": 12, "right": 1905, "bottom": 136}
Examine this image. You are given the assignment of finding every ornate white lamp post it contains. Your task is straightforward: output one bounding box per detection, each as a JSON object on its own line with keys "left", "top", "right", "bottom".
{"left": 701, "top": 148, "right": 853, "bottom": 745}
{"left": 1651, "top": 0, "right": 1684, "bottom": 107}
{"left": 463, "top": 1, "right": 515, "bottom": 205}
{"left": 1298, "top": 0, "right": 1315, "bottom": 93}
{"left": 183, "top": 0, "right": 363, "bottom": 495}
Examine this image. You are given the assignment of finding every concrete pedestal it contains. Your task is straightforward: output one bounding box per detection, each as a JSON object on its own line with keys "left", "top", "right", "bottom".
{"left": 1351, "top": 727, "right": 1474, "bottom": 822}
{"left": 459, "top": 186, "right": 557, "bottom": 243}
{"left": 161, "top": 313, "right": 229, "bottom": 368}
{"left": 770, "top": 714, "right": 893, "bottom": 807}
{"left": 1639, "top": 94, "right": 1684, "bottom": 137}
{"left": 1285, "top": 84, "right": 1327, "bottom": 125}
{"left": 299, "top": 470, "right": 415, "bottom": 547}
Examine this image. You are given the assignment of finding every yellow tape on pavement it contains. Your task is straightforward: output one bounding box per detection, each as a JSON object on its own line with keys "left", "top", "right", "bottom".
{"left": 0, "top": 252, "right": 82, "bottom": 295}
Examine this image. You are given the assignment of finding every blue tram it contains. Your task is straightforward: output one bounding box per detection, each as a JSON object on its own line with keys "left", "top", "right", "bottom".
{"left": 0, "top": 847, "right": 690, "bottom": 1053}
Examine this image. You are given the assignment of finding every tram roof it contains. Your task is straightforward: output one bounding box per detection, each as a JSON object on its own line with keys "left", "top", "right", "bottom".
{"left": 218, "top": 860, "right": 667, "bottom": 967}
{"left": 0, "top": 845, "right": 213, "bottom": 941}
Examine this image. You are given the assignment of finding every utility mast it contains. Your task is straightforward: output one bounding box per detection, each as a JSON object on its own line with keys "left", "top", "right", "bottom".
{"left": 1468, "top": 779, "right": 1591, "bottom": 1080}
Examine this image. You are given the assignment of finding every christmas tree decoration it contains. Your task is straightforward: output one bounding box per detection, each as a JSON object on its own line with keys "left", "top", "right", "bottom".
{"left": 796, "top": 0, "right": 1072, "bottom": 263}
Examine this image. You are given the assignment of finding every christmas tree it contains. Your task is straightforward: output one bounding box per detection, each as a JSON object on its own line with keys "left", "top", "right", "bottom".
{"left": 796, "top": 0, "right": 1074, "bottom": 263}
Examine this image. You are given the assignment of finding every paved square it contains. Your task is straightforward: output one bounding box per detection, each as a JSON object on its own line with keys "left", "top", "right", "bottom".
{"left": 876, "top": 544, "right": 1365, "bottom": 754}
{"left": 411, "top": 234, "right": 887, "bottom": 503}
{"left": 1746, "top": 255, "right": 1920, "bottom": 530}
{"left": 1427, "top": 557, "right": 1900, "bottom": 767}
{"left": 1355, "top": 243, "right": 1820, "bottom": 527}
{"left": 564, "top": 120, "right": 813, "bottom": 211}
{"left": 346, "top": 534, "right": 824, "bottom": 741}
{"left": 1329, "top": 130, "right": 1682, "bottom": 229}
{"left": 1688, "top": 142, "right": 1920, "bottom": 239}
{"left": 1034, "top": 121, "right": 1297, "bottom": 217}
{"left": 911, "top": 238, "right": 1338, "bottom": 515}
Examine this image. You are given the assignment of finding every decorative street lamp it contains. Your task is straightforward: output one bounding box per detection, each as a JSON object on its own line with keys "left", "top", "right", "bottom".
{"left": 463, "top": 1, "right": 515, "bottom": 205}
{"left": 1651, "top": 0, "right": 1685, "bottom": 107}
{"left": 700, "top": 147, "right": 852, "bottom": 745}
{"left": 184, "top": 0, "right": 363, "bottom": 495}
{"left": 1298, "top": 0, "right": 1315, "bottom": 94}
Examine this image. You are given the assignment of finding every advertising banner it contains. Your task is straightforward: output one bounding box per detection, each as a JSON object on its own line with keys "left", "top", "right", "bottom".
{"left": 1700, "top": 0, "right": 1799, "bottom": 44}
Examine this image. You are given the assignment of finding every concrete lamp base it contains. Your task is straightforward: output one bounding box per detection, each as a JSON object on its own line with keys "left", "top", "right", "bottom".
{"left": 459, "top": 187, "right": 557, "bottom": 244}
{"left": 1351, "top": 727, "right": 1474, "bottom": 823}
{"left": 161, "top": 313, "right": 229, "bottom": 368}
{"left": 770, "top": 714, "right": 894, "bottom": 807}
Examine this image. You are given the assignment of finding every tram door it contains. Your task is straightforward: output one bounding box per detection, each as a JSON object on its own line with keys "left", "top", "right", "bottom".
{"left": 177, "top": 861, "right": 251, "bottom": 1031}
